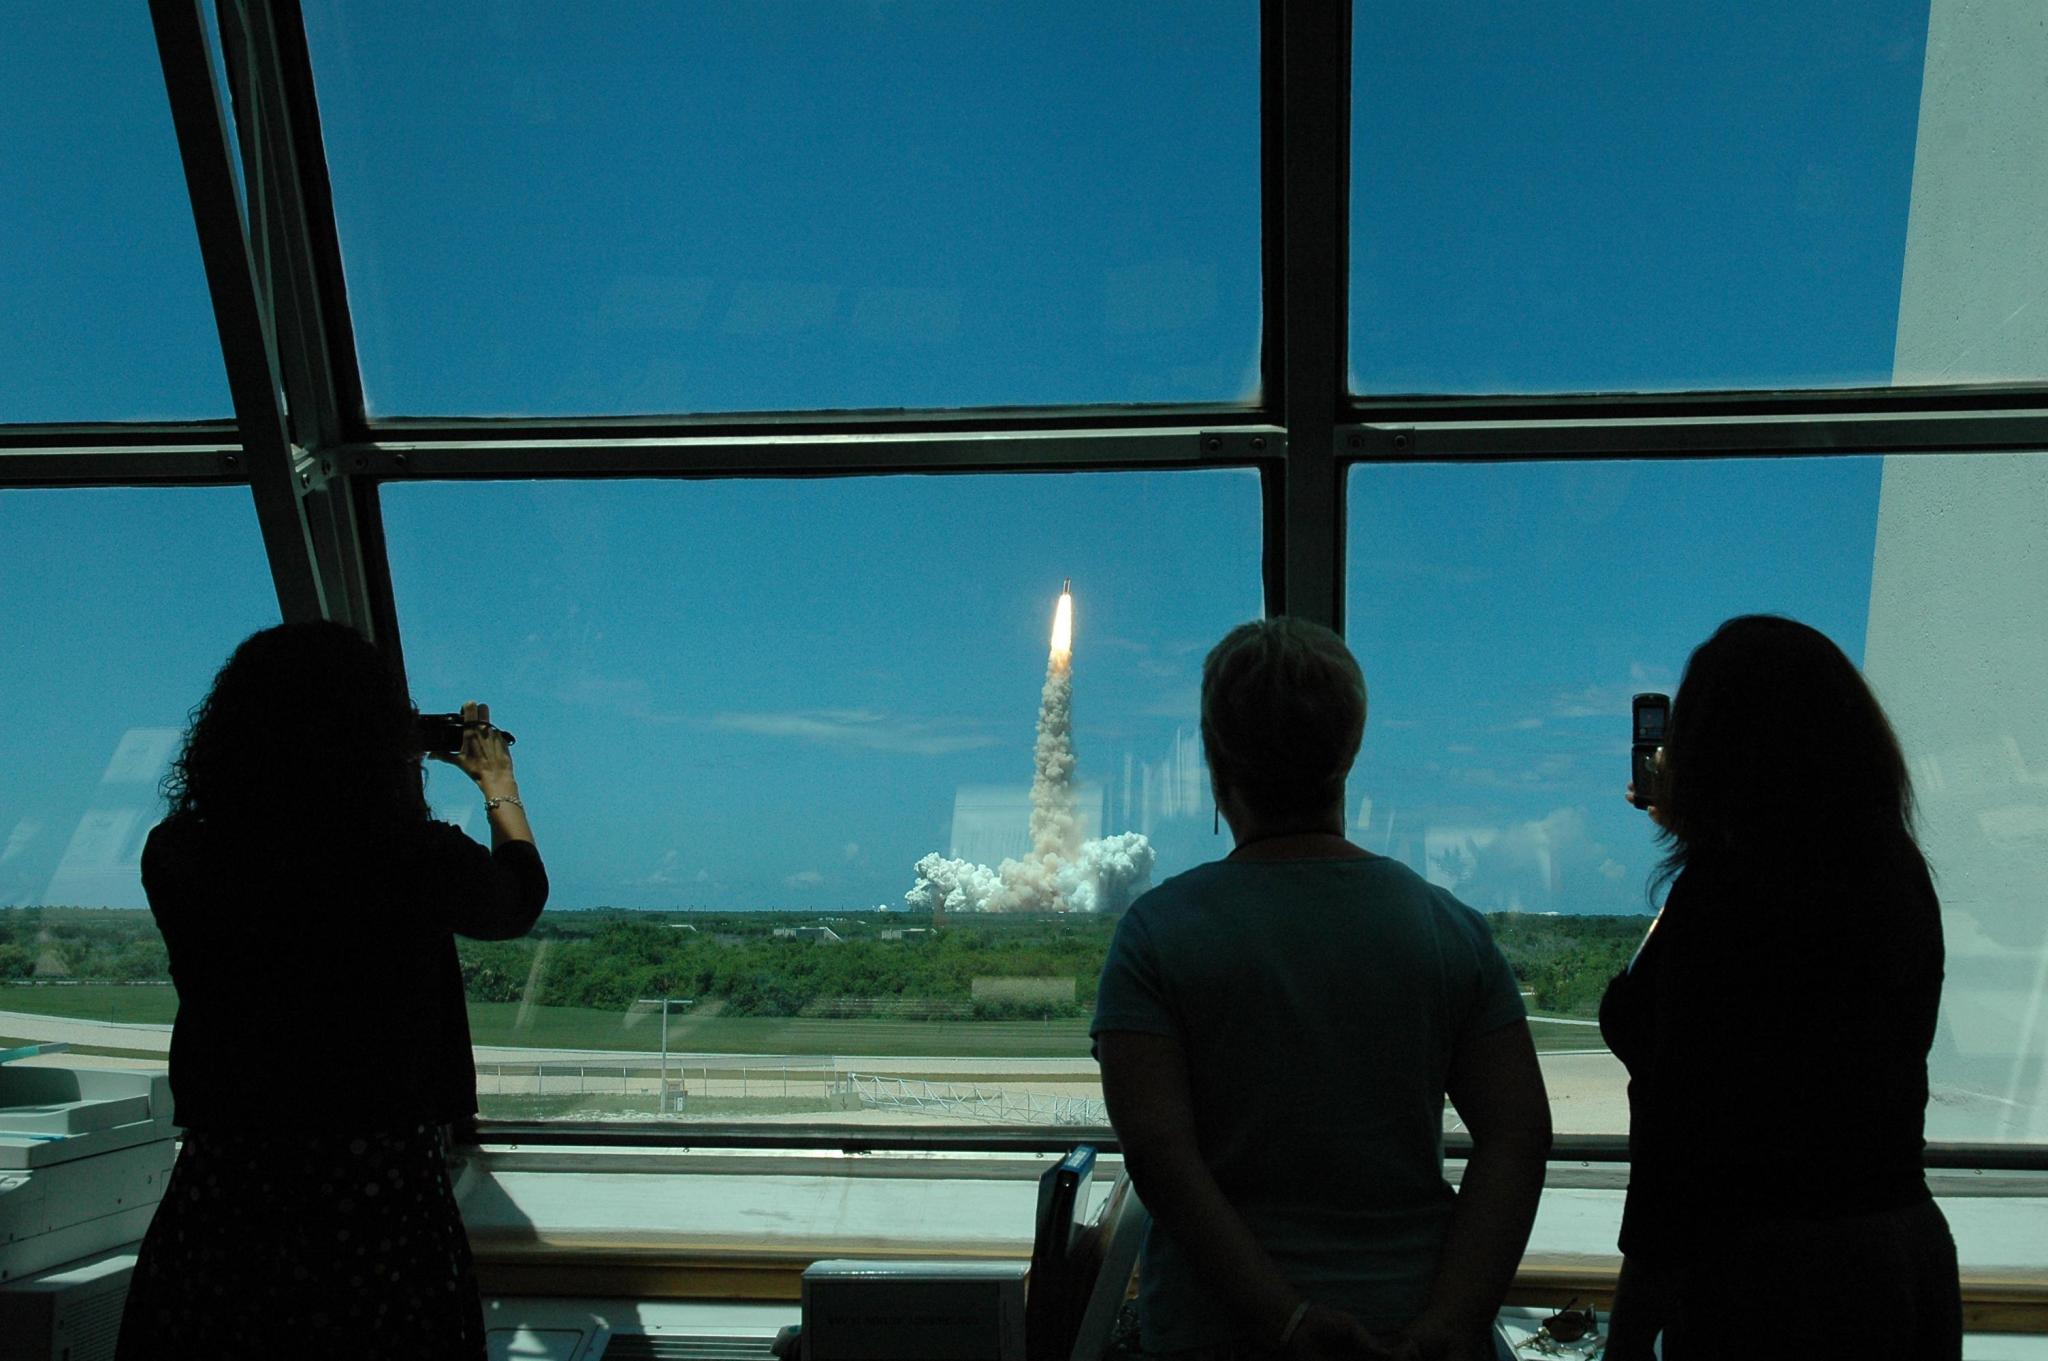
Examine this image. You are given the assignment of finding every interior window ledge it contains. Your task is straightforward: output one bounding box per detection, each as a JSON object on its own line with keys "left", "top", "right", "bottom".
{"left": 456, "top": 1151, "right": 2048, "bottom": 1332}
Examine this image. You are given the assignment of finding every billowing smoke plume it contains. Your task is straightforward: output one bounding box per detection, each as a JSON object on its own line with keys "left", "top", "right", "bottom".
{"left": 903, "top": 588, "right": 1156, "bottom": 914}
{"left": 1057, "top": 831, "right": 1156, "bottom": 915}
{"left": 991, "top": 653, "right": 1081, "bottom": 912}
{"left": 904, "top": 853, "right": 1004, "bottom": 915}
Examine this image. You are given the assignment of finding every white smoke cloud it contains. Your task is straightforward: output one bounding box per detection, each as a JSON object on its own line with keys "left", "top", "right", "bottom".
{"left": 1059, "top": 833, "right": 1158, "bottom": 915}
{"left": 905, "top": 853, "right": 1006, "bottom": 915}
{"left": 902, "top": 613, "right": 1156, "bottom": 914}
{"left": 908, "top": 833, "right": 1158, "bottom": 917}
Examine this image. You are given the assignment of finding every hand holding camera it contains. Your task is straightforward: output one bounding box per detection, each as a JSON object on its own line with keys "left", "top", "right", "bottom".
{"left": 421, "top": 700, "right": 519, "bottom": 800}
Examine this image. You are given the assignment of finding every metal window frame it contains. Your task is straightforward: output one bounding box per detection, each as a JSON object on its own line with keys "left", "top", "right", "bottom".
{"left": 0, "top": 0, "right": 2041, "bottom": 1164}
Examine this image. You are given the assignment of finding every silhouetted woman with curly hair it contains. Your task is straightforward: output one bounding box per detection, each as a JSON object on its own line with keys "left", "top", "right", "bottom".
{"left": 116, "top": 620, "right": 546, "bottom": 1360}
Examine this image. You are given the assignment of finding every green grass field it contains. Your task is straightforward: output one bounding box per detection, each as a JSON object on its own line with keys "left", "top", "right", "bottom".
{"left": 0, "top": 985, "right": 178, "bottom": 1024}
{"left": 0, "top": 987, "right": 1610, "bottom": 1058}
{"left": 1525, "top": 1018, "right": 1609, "bottom": 1050}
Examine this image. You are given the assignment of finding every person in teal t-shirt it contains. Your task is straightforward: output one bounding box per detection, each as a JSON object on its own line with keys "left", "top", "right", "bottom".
{"left": 1093, "top": 618, "right": 1550, "bottom": 1361}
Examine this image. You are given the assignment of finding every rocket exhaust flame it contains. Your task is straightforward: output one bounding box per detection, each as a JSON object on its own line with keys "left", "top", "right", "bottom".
{"left": 1050, "top": 588, "right": 1073, "bottom": 662}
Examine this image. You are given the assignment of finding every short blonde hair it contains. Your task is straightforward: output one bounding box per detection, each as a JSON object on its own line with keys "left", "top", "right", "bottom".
{"left": 1200, "top": 617, "right": 1367, "bottom": 818}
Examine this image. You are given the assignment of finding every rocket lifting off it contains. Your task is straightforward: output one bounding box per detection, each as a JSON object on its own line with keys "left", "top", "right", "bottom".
{"left": 902, "top": 577, "right": 1156, "bottom": 914}
{"left": 1050, "top": 580, "right": 1074, "bottom": 665}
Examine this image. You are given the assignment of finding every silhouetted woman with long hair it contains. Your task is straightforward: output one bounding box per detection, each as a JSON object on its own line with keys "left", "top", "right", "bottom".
{"left": 116, "top": 621, "right": 547, "bottom": 1360}
{"left": 1601, "top": 615, "right": 1960, "bottom": 1360}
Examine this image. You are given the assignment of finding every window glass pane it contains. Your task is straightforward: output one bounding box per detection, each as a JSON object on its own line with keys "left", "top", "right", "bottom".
{"left": 1346, "top": 453, "right": 2048, "bottom": 1145}
{"left": 0, "top": 488, "right": 276, "bottom": 1046}
{"left": 0, "top": 5, "right": 231, "bottom": 422}
{"left": 381, "top": 472, "right": 1260, "bottom": 1124}
{"left": 1351, "top": 2, "right": 2048, "bottom": 396}
{"left": 302, "top": 2, "right": 1262, "bottom": 418}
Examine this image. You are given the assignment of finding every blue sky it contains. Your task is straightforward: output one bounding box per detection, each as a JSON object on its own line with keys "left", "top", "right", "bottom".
{"left": 299, "top": 0, "right": 1263, "bottom": 415}
{"left": 1, "top": 2, "right": 1930, "bottom": 914}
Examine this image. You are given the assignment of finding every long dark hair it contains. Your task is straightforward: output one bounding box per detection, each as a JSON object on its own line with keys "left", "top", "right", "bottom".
{"left": 163, "top": 620, "right": 430, "bottom": 838}
{"left": 1655, "top": 614, "right": 1918, "bottom": 887}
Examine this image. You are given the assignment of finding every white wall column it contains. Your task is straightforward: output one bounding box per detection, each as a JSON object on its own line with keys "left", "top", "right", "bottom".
{"left": 1866, "top": 0, "right": 2048, "bottom": 1139}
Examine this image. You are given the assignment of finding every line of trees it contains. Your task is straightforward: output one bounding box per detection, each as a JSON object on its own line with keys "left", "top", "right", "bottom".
{"left": 0, "top": 904, "right": 1652, "bottom": 1021}
{"left": 0, "top": 906, "right": 168, "bottom": 982}
{"left": 456, "top": 909, "right": 1652, "bottom": 1020}
{"left": 459, "top": 914, "right": 1116, "bottom": 1019}
{"left": 1489, "top": 912, "right": 1646, "bottom": 1015}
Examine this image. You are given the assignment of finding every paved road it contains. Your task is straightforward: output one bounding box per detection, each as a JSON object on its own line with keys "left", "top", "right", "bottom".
{"left": 0, "top": 1009, "right": 1634, "bottom": 1133}
{"left": 0, "top": 1008, "right": 171, "bottom": 1050}
{"left": 0, "top": 1010, "right": 1102, "bottom": 1074}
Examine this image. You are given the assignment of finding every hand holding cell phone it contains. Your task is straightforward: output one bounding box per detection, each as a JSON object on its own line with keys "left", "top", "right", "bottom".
{"left": 1630, "top": 693, "right": 1669, "bottom": 818}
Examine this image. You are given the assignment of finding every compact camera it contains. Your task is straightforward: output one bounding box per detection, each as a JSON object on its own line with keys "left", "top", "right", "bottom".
{"left": 414, "top": 713, "right": 517, "bottom": 754}
{"left": 1630, "top": 692, "right": 1668, "bottom": 810}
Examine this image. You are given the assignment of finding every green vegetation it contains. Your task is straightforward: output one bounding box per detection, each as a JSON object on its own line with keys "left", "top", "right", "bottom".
{"left": 0, "top": 903, "right": 1652, "bottom": 1034}
{"left": 1489, "top": 912, "right": 1647, "bottom": 1017}
{"left": 461, "top": 910, "right": 1115, "bottom": 1019}
{"left": 0, "top": 907, "right": 166, "bottom": 981}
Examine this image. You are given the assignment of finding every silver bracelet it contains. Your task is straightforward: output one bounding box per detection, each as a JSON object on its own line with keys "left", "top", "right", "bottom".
{"left": 1278, "top": 1300, "right": 1312, "bottom": 1350}
{"left": 484, "top": 795, "right": 524, "bottom": 814}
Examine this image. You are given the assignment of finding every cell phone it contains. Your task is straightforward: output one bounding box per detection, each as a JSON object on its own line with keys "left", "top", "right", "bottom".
{"left": 1630, "top": 692, "right": 1668, "bottom": 810}
{"left": 414, "top": 713, "right": 516, "bottom": 754}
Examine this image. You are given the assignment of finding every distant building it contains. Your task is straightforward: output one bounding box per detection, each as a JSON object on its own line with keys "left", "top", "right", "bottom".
{"left": 772, "top": 925, "right": 843, "bottom": 944}
{"left": 879, "top": 928, "right": 932, "bottom": 942}
{"left": 970, "top": 976, "right": 1076, "bottom": 1006}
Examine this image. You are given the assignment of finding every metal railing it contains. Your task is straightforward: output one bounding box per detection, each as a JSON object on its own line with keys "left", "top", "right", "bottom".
{"left": 842, "top": 1072, "right": 1107, "bottom": 1126}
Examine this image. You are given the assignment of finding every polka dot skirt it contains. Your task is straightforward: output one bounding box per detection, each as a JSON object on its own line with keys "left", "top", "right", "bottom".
{"left": 116, "top": 1123, "right": 484, "bottom": 1360}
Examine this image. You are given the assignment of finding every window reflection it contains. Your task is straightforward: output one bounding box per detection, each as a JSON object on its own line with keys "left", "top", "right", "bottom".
{"left": 380, "top": 472, "right": 1261, "bottom": 1124}
{"left": 1347, "top": 453, "right": 2048, "bottom": 1142}
{"left": 0, "top": 488, "right": 278, "bottom": 1052}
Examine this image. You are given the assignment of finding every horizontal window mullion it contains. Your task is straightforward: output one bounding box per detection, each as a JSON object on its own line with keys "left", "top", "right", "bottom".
{"left": 341, "top": 426, "right": 1285, "bottom": 480}
{"left": 0, "top": 446, "right": 248, "bottom": 486}
{"left": 1340, "top": 408, "right": 2048, "bottom": 462}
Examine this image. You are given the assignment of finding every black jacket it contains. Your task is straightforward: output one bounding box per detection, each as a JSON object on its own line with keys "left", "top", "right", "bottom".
{"left": 146, "top": 813, "right": 547, "bottom": 1128}
{"left": 1598, "top": 840, "right": 1941, "bottom": 1263}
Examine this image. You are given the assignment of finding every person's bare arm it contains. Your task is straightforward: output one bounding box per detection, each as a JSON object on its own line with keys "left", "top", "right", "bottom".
{"left": 1403, "top": 1020, "right": 1552, "bottom": 1357}
{"left": 1097, "top": 1030, "right": 1391, "bottom": 1361}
